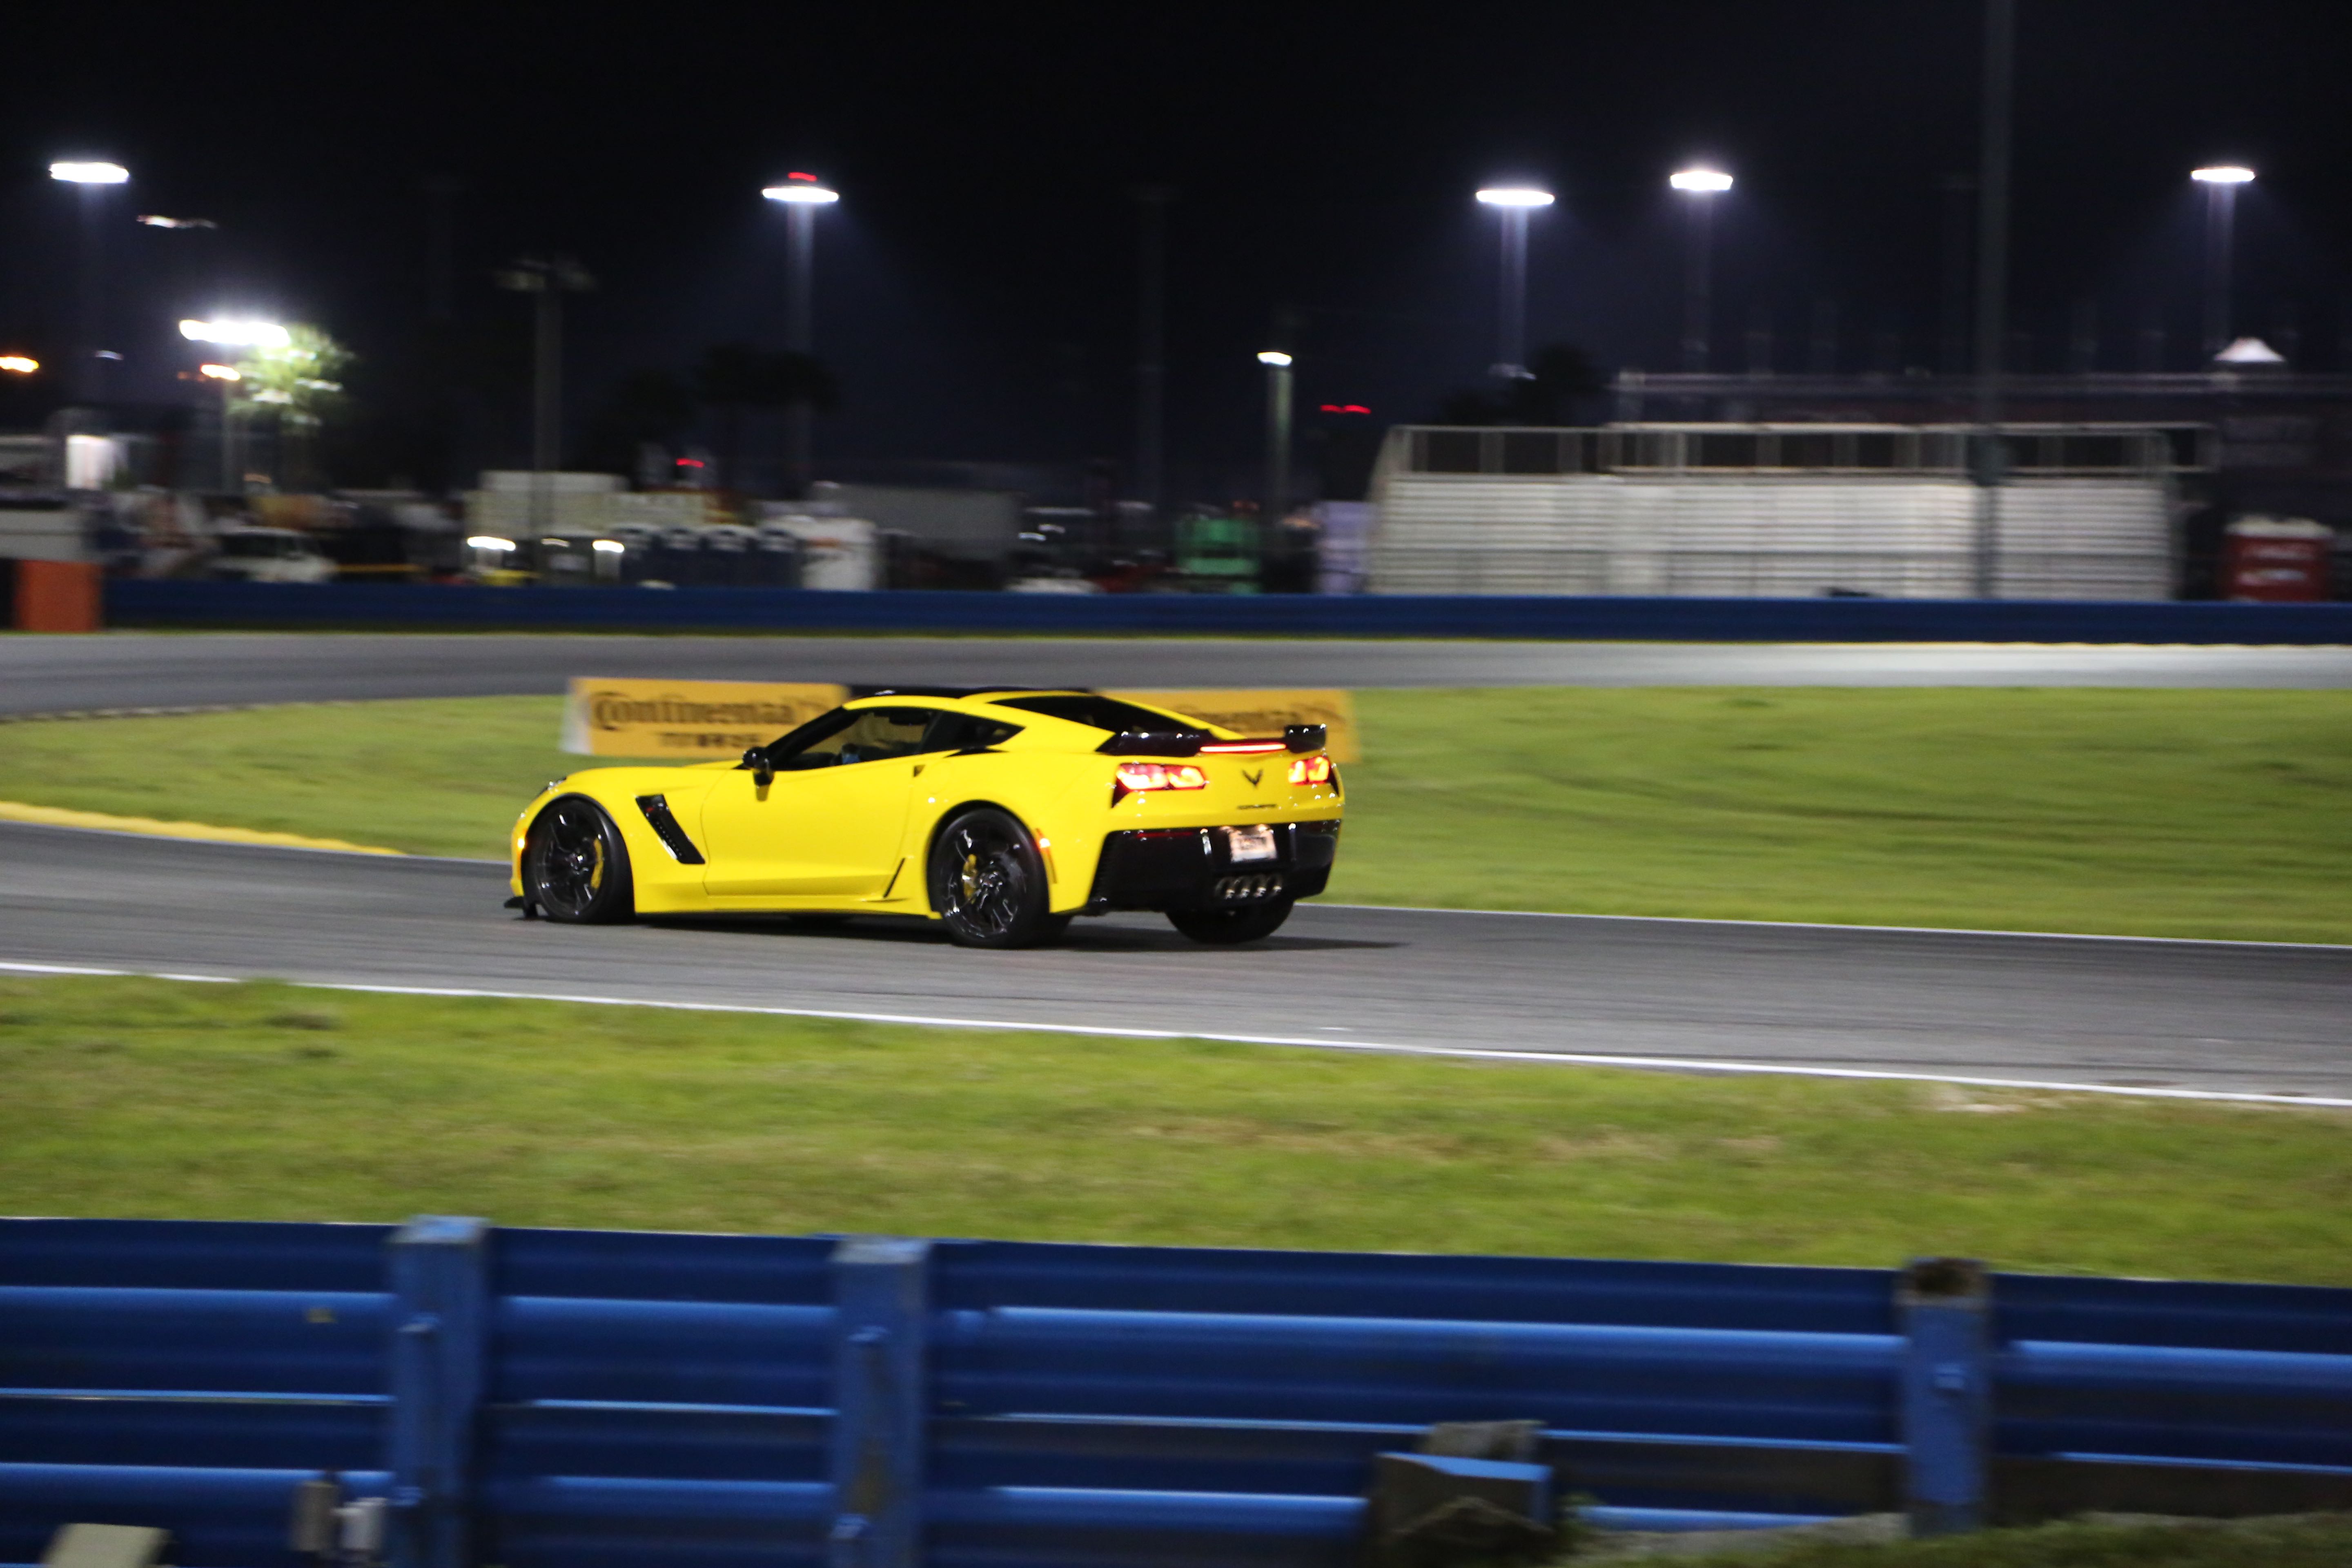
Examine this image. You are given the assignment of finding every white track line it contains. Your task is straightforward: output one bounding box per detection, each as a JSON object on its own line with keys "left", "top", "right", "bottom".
{"left": 1320, "top": 904, "right": 2352, "bottom": 951}
{"left": 5, "top": 959, "right": 2346, "bottom": 1110}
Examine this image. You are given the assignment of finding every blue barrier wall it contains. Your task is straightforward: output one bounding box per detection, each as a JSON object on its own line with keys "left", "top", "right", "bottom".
{"left": 3, "top": 1218, "right": 2348, "bottom": 1568}
{"left": 103, "top": 580, "right": 2352, "bottom": 642}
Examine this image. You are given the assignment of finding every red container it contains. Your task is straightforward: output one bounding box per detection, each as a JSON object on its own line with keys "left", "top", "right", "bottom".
{"left": 10, "top": 559, "right": 104, "bottom": 632}
{"left": 2222, "top": 518, "right": 2332, "bottom": 603}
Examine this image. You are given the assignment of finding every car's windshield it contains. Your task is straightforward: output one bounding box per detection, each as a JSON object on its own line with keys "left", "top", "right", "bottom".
{"left": 991, "top": 694, "right": 1203, "bottom": 735}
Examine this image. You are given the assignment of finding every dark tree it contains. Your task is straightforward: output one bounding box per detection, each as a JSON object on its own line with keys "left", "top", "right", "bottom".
{"left": 694, "top": 343, "right": 837, "bottom": 490}
{"left": 577, "top": 368, "right": 699, "bottom": 477}
{"left": 1432, "top": 344, "right": 1605, "bottom": 427}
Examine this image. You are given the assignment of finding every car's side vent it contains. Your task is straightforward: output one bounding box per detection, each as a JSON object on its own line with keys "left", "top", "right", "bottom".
{"left": 634, "top": 794, "right": 705, "bottom": 864}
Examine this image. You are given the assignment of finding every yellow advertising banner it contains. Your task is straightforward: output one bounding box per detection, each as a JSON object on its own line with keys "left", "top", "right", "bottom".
{"left": 562, "top": 679, "right": 848, "bottom": 757}
{"left": 563, "top": 679, "right": 1362, "bottom": 762}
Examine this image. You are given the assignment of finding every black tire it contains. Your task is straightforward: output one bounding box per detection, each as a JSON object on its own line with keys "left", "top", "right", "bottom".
{"left": 1167, "top": 898, "right": 1295, "bottom": 944}
{"left": 524, "top": 797, "right": 635, "bottom": 924}
{"left": 929, "top": 807, "right": 1060, "bottom": 949}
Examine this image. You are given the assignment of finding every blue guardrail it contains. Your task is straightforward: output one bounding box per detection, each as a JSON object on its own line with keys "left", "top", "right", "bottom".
{"left": 3, "top": 1218, "right": 2349, "bottom": 1568}
{"left": 102, "top": 579, "right": 2352, "bottom": 642}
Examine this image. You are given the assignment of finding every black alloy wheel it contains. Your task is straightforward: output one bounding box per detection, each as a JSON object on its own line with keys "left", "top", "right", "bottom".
{"left": 1167, "top": 898, "right": 1295, "bottom": 944}
{"left": 525, "top": 797, "right": 635, "bottom": 924}
{"left": 929, "top": 807, "right": 1065, "bottom": 949}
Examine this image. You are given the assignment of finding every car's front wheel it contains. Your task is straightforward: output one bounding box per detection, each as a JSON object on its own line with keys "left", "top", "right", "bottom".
{"left": 524, "top": 797, "right": 635, "bottom": 924}
{"left": 1167, "top": 899, "right": 1294, "bottom": 944}
{"left": 929, "top": 807, "right": 1062, "bottom": 949}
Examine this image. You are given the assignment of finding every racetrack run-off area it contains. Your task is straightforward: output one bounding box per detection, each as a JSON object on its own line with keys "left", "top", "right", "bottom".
{"left": 4, "top": 684, "right": 2348, "bottom": 941}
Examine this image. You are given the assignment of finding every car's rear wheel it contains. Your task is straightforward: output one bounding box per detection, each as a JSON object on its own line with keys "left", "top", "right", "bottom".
{"left": 930, "top": 807, "right": 1060, "bottom": 949}
{"left": 1167, "top": 899, "right": 1294, "bottom": 944}
{"left": 525, "top": 797, "right": 635, "bottom": 924}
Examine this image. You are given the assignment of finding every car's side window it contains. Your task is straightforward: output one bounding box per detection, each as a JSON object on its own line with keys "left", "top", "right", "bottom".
{"left": 921, "top": 713, "right": 1022, "bottom": 754}
{"left": 779, "top": 707, "right": 936, "bottom": 770}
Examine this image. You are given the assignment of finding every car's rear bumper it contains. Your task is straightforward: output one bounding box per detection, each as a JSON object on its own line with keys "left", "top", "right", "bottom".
{"left": 1084, "top": 820, "right": 1340, "bottom": 913}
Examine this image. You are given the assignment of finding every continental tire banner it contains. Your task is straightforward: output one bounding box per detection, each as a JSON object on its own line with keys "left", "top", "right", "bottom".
{"left": 563, "top": 678, "right": 1361, "bottom": 762}
{"left": 562, "top": 679, "right": 849, "bottom": 757}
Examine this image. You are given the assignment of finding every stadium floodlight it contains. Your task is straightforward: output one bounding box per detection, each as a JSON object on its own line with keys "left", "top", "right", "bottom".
{"left": 2191, "top": 167, "right": 2256, "bottom": 355}
{"left": 180, "top": 319, "right": 291, "bottom": 349}
{"left": 50, "top": 160, "right": 129, "bottom": 184}
{"left": 1477, "top": 184, "right": 1552, "bottom": 378}
{"left": 1670, "top": 169, "right": 1734, "bottom": 370}
{"left": 761, "top": 172, "right": 840, "bottom": 204}
{"left": 762, "top": 173, "right": 838, "bottom": 489}
{"left": 1256, "top": 350, "right": 1292, "bottom": 366}
{"left": 198, "top": 363, "right": 241, "bottom": 381}
{"left": 0, "top": 356, "right": 37, "bottom": 374}
{"left": 1670, "top": 167, "right": 1734, "bottom": 193}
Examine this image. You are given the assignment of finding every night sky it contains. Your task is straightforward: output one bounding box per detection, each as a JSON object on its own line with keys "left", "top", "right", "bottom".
{"left": 4, "top": 1, "right": 2348, "bottom": 501}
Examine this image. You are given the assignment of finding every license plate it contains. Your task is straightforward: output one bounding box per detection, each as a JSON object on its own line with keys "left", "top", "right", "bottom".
{"left": 1226, "top": 825, "right": 1277, "bottom": 863}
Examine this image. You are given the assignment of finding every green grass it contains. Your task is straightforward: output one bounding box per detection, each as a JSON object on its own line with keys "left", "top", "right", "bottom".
{"left": 3, "top": 974, "right": 2348, "bottom": 1282}
{"left": 0, "top": 687, "right": 2346, "bottom": 940}
{"left": 1567, "top": 1514, "right": 2352, "bottom": 1568}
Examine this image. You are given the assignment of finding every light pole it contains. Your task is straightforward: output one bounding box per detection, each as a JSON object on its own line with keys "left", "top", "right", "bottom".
{"left": 1971, "top": 0, "right": 2016, "bottom": 599}
{"left": 495, "top": 258, "right": 596, "bottom": 536}
{"left": 2192, "top": 165, "right": 2255, "bottom": 359}
{"left": 49, "top": 160, "right": 129, "bottom": 405}
{"left": 1132, "top": 186, "right": 1173, "bottom": 521}
{"left": 1669, "top": 168, "right": 1733, "bottom": 372}
{"left": 762, "top": 173, "right": 840, "bottom": 497}
{"left": 199, "top": 364, "right": 242, "bottom": 491}
{"left": 1258, "top": 351, "right": 1294, "bottom": 527}
{"left": 180, "top": 319, "right": 289, "bottom": 493}
{"left": 1475, "top": 185, "right": 1553, "bottom": 380}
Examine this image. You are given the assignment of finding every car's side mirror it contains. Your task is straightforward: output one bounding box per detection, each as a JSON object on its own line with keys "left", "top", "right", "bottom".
{"left": 742, "top": 746, "right": 774, "bottom": 788}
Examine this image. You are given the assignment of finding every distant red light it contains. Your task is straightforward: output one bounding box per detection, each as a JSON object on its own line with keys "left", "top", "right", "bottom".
{"left": 1319, "top": 404, "right": 1372, "bottom": 415}
{"left": 786, "top": 172, "right": 816, "bottom": 181}
{"left": 677, "top": 459, "right": 705, "bottom": 468}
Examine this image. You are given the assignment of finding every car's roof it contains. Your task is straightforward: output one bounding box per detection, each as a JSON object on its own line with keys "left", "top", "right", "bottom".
{"left": 847, "top": 686, "right": 1069, "bottom": 702}
{"left": 840, "top": 688, "right": 1234, "bottom": 738}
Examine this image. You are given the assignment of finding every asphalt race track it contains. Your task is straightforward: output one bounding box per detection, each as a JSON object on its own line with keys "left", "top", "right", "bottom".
{"left": 5, "top": 821, "right": 2346, "bottom": 1102}
{"left": 4, "top": 633, "right": 2351, "bottom": 717}
{"left": 6, "top": 636, "right": 2347, "bottom": 1102}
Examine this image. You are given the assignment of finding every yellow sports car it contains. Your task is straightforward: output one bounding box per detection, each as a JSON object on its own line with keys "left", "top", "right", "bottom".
{"left": 508, "top": 688, "right": 1343, "bottom": 947}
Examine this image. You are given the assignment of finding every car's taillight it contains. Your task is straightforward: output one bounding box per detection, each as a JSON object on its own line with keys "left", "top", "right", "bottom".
{"left": 1113, "top": 760, "right": 1207, "bottom": 804}
{"left": 1287, "top": 754, "right": 1333, "bottom": 785}
{"left": 1199, "top": 738, "right": 1288, "bottom": 755}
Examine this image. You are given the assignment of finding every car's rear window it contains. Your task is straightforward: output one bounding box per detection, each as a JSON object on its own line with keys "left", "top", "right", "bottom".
{"left": 991, "top": 695, "right": 1204, "bottom": 735}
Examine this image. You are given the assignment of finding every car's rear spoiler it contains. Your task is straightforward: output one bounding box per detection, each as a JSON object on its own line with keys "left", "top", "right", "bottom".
{"left": 1099, "top": 723, "right": 1326, "bottom": 757}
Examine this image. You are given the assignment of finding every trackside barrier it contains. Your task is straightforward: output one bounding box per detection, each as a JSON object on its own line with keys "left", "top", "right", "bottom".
{"left": 101, "top": 578, "right": 2352, "bottom": 642}
{"left": 2, "top": 1220, "right": 2348, "bottom": 1568}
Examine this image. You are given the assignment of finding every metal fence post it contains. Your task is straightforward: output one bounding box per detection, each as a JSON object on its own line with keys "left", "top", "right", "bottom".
{"left": 1898, "top": 1257, "right": 1991, "bottom": 1536}
{"left": 387, "top": 1216, "right": 492, "bottom": 1568}
{"left": 830, "top": 1237, "right": 931, "bottom": 1568}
